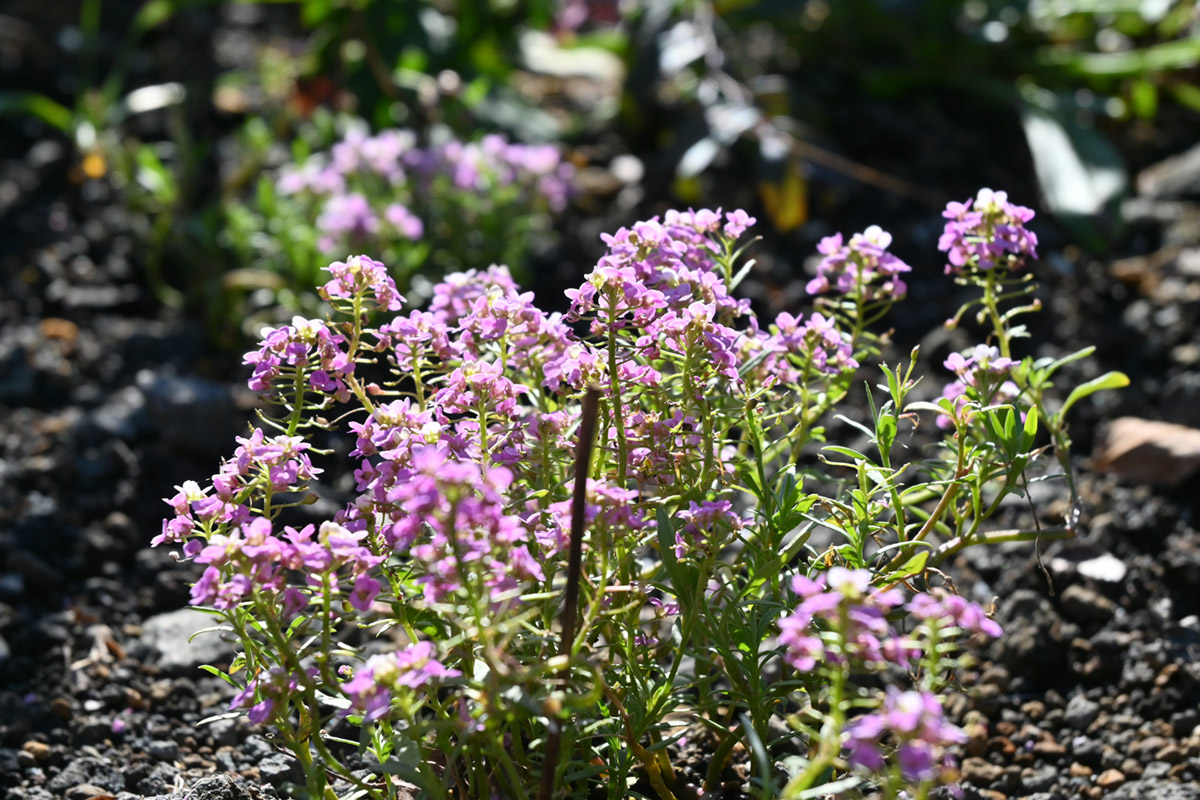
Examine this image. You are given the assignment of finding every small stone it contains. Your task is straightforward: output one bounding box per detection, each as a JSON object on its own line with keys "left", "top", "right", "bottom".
{"left": 1021, "top": 700, "right": 1047, "bottom": 721}
{"left": 992, "top": 736, "right": 1017, "bottom": 757}
{"left": 1170, "top": 709, "right": 1199, "bottom": 737}
{"left": 1074, "top": 737, "right": 1104, "bottom": 768}
{"left": 1130, "top": 736, "right": 1167, "bottom": 760}
{"left": 961, "top": 757, "right": 1005, "bottom": 786}
{"left": 1097, "top": 768, "right": 1126, "bottom": 790}
{"left": 259, "top": 752, "right": 304, "bottom": 787}
{"left": 1033, "top": 739, "right": 1067, "bottom": 758}
{"left": 964, "top": 723, "right": 988, "bottom": 757}
{"left": 1143, "top": 761, "right": 1172, "bottom": 780}
{"left": 1154, "top": 742, "right": 1183, "bottom": 763}
{"left": 65, "top": 785, "right": 110, "bottom": 800}
{"left": 187, "top": 775, "right": 255, "bottom": 800}
{"left": 1065, "top": 694, "right": 1101, "bottom": 729}
{"left": 1069, "top": 762, "right": 1094, "bottom": 778}
{"left": 22, "top": 741, "right": 51, "bottom": 762}
{"left": 16, "top": 749, "right": 36, "bottom": 769}
{"left": 1120, "top": 758, "right": 1143, "bottom": 779}
{"left": 1020, "top": 764, "right": 1057, "bottom": 793}
{"left": 980, "top": 665, "right": 1011, "bottom": 691}
{"left": 972, "top": 682, "right": 1002, "bottom": 714}
{"left": 49, "top": 697, "right": 73, "bottom": 720}
{"left": 1060, "top": 584, "right": 1116, "bottom": 624}
{"left": 146, "top": 740, "right": 179, "bottom": 761}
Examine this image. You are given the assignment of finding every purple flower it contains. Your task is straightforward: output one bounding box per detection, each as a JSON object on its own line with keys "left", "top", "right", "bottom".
{"left": 385, "top": 203, "right": 424, "bottom": 240}
{"left": 779, "top": 568, "right": 910, "bottom": 672}
{"left": 939, "top": 188, "right": 1038, "bottom": 274}
{"left": 807, "top": 225, "right": 910, "bottom": 301}
{"left": 844, "top": 689, "right": 966, "bottom": 782}
{"left": 723, "top": 209, "right": 756, "bottom": 238}
{"left": 343, "top": 642, "right": 461, "bottom": 722}
{"left": 321, "top": 255, "right": 406, "bottom": 312}
{"left": 908, "top": 590, "right": 1002, "bottom": 638}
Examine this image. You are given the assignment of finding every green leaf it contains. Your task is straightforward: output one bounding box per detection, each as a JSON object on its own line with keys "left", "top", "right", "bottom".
{"left": 1021, "top": 405, "right": 1040, "bottom": 449}
{"left": 1060, "top": 371, "right": 1130, "bottom": 418}
{"left": 877, "top": 549, "right": 929, "bottom": 585}
{"left": 0, "top": 91, "right": 73, "bottom": 132}
{"left": 197, "top": 664, "right": 236, "bottom": 687}
{"left": 822, "top": 445, "right": 872, "bottom": 463}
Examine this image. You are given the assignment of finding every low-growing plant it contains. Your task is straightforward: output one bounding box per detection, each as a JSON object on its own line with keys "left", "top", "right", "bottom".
{"left": 223, "top": 122, "right": 575, "bottom": 335}
{"left": 156, "top": 190, "right": 1125, "bottom": 799}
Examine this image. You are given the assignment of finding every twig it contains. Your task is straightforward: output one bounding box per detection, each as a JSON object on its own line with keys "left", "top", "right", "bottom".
{"left": 537, "top": 387, "right": 600, "bottom": 800}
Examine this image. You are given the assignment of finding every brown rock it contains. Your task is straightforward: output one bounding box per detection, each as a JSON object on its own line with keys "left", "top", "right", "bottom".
{"left": 1020, "top": 700, "right": 1047, "bottom": 721}
{"left": 64, "top": 785, "right": 111, "bottom": 800}
{"left": 1120, "top": 758, "right": 1144, "bottom": 778}
{"left": 992, "top": 736, "right": 1017, "bottom": 757}
{"left": 1069, "top": 762, "right": 1094, "bottom": 778}
{"left": 961, "top": 757, "right": 1005, "bottom": 786}
{"left": 995, "top": 720, "right": 1017, "bottom": 736}
{"left": 1094, "top": 417, "right": 1200, "bottom": 487}
{"left": 964, "top": 723, "right": 989, "bottom": 757}
{"left": 21, "top": 741, "right": 51, "bottom": 762}
{"left": 1096, "top": 768, "right": 1126, "bottom": 790}
{"left": 49, "top": 697, "right": 72, "bottom": 721}
{"left": 1034, "top": 739, "right": 1067, "bottom": 758}
{"left": 1155, "top": 743, "right": 1184, "bottom": 763}
{"left": 1130, "top": 735, "right": 1167, "bottom": 759}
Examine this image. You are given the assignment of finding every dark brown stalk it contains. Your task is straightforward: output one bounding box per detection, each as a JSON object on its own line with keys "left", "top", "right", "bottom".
{"left": 537, "top": 387, "right": 600, "bottom": 800}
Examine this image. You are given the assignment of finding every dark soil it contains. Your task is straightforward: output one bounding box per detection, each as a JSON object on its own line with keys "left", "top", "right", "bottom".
{"left": 2, "top": 5, "right": 1199, "bottom": 800}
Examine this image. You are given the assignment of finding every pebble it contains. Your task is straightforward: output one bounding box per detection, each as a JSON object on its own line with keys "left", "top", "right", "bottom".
{"left": 64, "top": 785, "right": 111, "bottom": 800}
{"left": 49, "top": 697, "right": 73, "bottom": 721}
{"left": 1096, "top": 768, "right": 1126, "bottom": 790}
{"left": 960, "top": 757, "right": 1005, "bottom": 785}
{"left": 21, "top": 741, "right": 51, "bottom": 763}
{"left": 1060, "top": 584, "right": 1117, "bottom": 623}
{"left": 1065, "top": 694, "right": 1101, "bottom": 729}
{"left": 1020, "top": 764, "right": 1057, "bottom": 792}
{"left": 141, "top": 608, "right": 236, "bottom": 671}
{"left": 1033, "top": 739, "right": 1066, "bottom": 758}
{"left": 1069, "top": 762, "right": 1094, "bottom": 778}
{"left": 1020, "top": 699, "right": 1047, "bottom": 720}
{"left": 259, "top": 752, "right": 304, "bottom": 787}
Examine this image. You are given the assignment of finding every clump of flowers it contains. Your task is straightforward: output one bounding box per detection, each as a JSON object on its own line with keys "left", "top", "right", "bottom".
{"left": 224, "top": 123, "right": 575, "bottom": 335}
{"left": 939, "top": 188, "right": 1039, "bottom": 274}
{"left": 161, "top": 192, "right": 1123, "bottom": 800}
{"left": 807, "top": 224, "right": 911, "bottom": 301}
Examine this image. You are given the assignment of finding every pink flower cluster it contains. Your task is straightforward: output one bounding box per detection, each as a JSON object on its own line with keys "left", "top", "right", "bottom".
{"left": 939, "top": 188, "right": 1039, "bottom": 274}
{"left": 162, "top": 206, "right": 890, "bottom": 732}
{"left": 277, "top": 127, "right": 574, "bottom": 253}
{"left": 806, "top": 225, "right": 911, "bottom": 301}
{"left": 230, "top": 666, "right": 317, "bottom": 725}
{"left": 937, "top": 344, "right": 1019, "bottom": 430}
{"left": 779, "top": 570, "right": 1001, "bottom": 782}
{"left": 777, "top": 568, "right": 911, "bottom": 671}
{"left": 844, "top": 688, "right": 967, "bottom": 782}
{"left": 342, "top": 642, "right": 461, "bottom": 722}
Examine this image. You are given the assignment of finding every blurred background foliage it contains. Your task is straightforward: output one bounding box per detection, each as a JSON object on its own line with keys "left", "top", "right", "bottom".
{"left": 3, "top": 0, "right": 1198, "bottom": 344}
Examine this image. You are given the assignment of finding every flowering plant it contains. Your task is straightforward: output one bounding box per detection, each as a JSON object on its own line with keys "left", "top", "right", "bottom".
{"left": 158, "top": 190, "right": 1124, "bottom": 799}
{"left": 223, "top": 123, "right": 574, "bottom": 334}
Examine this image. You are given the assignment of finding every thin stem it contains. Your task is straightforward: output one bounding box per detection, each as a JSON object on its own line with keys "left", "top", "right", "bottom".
{"left": 538, "top": 387, "right": 600, "bottom": 800}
